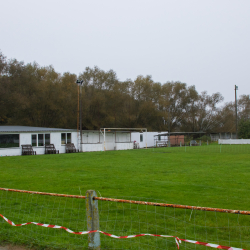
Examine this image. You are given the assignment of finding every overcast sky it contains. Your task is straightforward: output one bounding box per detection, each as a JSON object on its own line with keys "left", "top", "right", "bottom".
{"left": 1, "top": 0, "right": 249, "bottom": 104}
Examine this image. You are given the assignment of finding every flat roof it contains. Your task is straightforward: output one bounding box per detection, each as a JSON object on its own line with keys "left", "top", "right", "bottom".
{"left": 0, "top": 126, "right": 76, "bottom": 133}
{"left": 100, "top": 128, "right": 147, "bottom": 133}
{"left": 155, "top": 132, "right": 206, "bottom": 136}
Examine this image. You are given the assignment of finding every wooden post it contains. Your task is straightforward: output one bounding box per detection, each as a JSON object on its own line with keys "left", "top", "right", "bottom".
{"left": 86, "top": 190, "right": 100, "bottom": 250}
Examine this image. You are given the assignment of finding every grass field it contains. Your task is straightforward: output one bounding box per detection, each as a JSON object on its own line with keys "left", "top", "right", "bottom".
{"left": 0, "top": 145, "right": 250, "bottom": 249}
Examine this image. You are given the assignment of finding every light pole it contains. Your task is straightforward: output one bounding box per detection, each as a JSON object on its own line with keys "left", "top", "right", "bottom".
{"left": 76, "top": 80, "right": 83, "bottom": 151}
{"left": 235, "top": 85, "right": 238, "bottom": 139}
{"left": 168, "top": 106, "right": 171, "bottom": 147}
{"left": 161, "top": 94, "right": 171, "bottom": 147}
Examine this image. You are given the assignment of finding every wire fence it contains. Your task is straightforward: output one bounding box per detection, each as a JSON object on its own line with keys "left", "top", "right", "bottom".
{"left": 152, "top": 143, "right": 250, "bottom": 154}
{"left": 0, "top": 188, "right": 250, "bottom": 250}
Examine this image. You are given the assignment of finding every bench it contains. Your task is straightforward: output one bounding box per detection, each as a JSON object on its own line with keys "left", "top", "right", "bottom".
{"left": 21, "top": 145, "right": 36, "bottom": 155}
{"left": 66, "top": 143, "right": 79, "bottom": 153}
{"left": 45, "top": 144, "right": 59, "bottom": 154}
{"left": 156, "top": 141, "right": 168, "bottom": 147}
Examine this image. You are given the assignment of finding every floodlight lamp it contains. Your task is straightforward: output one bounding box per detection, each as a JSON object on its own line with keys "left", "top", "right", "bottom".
{"left": 76, "top": 80, "right": 83, "bottom": 86}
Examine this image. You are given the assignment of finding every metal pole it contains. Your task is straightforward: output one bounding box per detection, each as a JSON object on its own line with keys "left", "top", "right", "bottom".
{"left": 235, "top": 85, "right": 238, "bottom": 139}
{"left": 86, "top": 190, "right": 100, "bottom": 250}
{"left": 168, "top": 107, "right": 171, "bottom": 147}
{"left": 76, "top": 80, "right": 83, "bottom": 152}
{"left": 77, "top": 85, "right": 80, "bottom": 147}
{"left": 104, "top": 128, "right": 106, "bottom": 151}
{"left": 80, "top": 86, "right": 83, "bottom": 152}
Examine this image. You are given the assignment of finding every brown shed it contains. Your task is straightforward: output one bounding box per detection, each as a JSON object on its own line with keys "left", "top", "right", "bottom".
{"left": 170, "top": 135, "right": 185, "bottom": 146}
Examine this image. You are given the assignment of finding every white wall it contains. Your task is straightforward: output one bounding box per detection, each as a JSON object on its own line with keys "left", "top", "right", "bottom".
{"left": 0, "top": 147, "right": 21, "bottom": 157}
{"left": 147, "top": 132, "right": 157, "bottom": 147}
{"left": 49, "top": 133, "right": 64, "bottom": 154}
{"left": 116, "top": 133, "right": 130, "bottom": 142}
{"left": 32, "top": 132, "right": 79, "bottom": 154}
{"left": 131, "top": 131, "right": 168, "bottom": 148}
{"left": 99, "top": 132, "right": 131, "bottom": 151}
{"left": 82, "top": 143, "right": 103, "bottom": 152}
{"left": 81, "top": 131, "right": 132, "bottom": 151}
{"left": 71, "top": 132, "right": 79, "bottom": 151}
{"left": 82, "top": 132, "right": 100, "bottom": 143}
{"left": 116, "top": 142, "right": 133, "bottom": 150}
{"left": 0, "top": 131, "right": 78, "bottom": 156}
{"left": 1, "top": 130, "right": 135, "bottom": 156}
{"left": 219, "top": 139, "right": 250, "bottom": 144}
{"left": 20, "top": 133, "right": 31, "bottom": 144}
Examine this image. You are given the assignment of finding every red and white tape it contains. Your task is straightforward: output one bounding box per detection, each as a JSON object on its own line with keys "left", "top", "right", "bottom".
{"left": 0, "top": 214, "right": 246, "bottom": 250}
{"left": 179, "top": 239, "right": 246, "bottom": 250}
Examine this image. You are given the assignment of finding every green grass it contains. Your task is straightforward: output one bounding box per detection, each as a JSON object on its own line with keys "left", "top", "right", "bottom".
{"left": 0, "top": 145, "right": 250, "bottom": 249}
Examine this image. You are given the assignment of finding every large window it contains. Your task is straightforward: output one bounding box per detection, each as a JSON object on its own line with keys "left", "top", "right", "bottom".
{"left": 32, "top": 134, "right": 50, "bottom": 146}
{"left": 0, "top": 134, "right": 19, "bottom": 148}
{"left": 61, "top": 133, "right": 71, "bottom": 144}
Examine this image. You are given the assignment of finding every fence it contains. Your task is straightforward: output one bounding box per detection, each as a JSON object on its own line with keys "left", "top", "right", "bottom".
{"left": 152, "top": 143, "right": 250, "bottom": 154}
{"left": 218, "top": 139, "right": 250, "bottom": 145}
{"left": 0, "top": 188, "right": 250, "bottom": 250}
{"left": 210, "top": 133, "right": 237, "bottom": 141}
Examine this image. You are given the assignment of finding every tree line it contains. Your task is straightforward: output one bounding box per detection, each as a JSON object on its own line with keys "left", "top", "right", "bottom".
{"left": 0, "top": 51, "right": 249, "bottom": 136}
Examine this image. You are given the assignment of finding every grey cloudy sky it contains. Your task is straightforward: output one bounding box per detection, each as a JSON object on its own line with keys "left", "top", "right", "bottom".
{"left": 1, "top": 0, "right": 249, "bottom": 104}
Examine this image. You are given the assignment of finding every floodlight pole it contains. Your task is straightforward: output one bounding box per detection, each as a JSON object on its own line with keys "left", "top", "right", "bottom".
{"left": 235, "top": 85, "right": 238, "bottom": 139}
{"left": 77, "top": 80, "right": 83, "bottom": 152}
{"left": 168, "top": 106, "right": 171, "bottom": 147}
{"left": 80, "top": 86, "right": 82, "bottom": 150}
{"left": 161, "top": 94, "right": 171, "bottom": 147}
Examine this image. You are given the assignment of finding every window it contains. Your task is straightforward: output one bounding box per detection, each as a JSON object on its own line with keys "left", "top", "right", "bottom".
{"left": 32, "top": 134, "right": 37, "bottom": 147}
{"left": 45, "top": 134, "right": 50, "bottom": 145}
{"left": 32, "top": 134, "right": 50, "bottom": 146}
{"left": 67, "top": 133, "right": 71, "bottom": 143}
{"left": 0, "top": 134, "right": 19, "bottom": 148}
{"left": 158, "top": 135, "right": 161, "bottom": 141}
{"left": 61, "top": 133, "right": 71, "bottom": 144}
{"left": 38, "top": 134, "right": 44, "bottom": 146}
{"left": 61, "top": 133, "right": 66, "bottom": 144}
{"left": 140, "top": 134, "right": 143, "bottom": 142}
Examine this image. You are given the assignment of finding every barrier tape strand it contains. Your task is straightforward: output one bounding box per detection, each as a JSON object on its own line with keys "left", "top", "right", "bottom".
{"left": 0, "top": 214, "right": 246, "bottom": 250}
